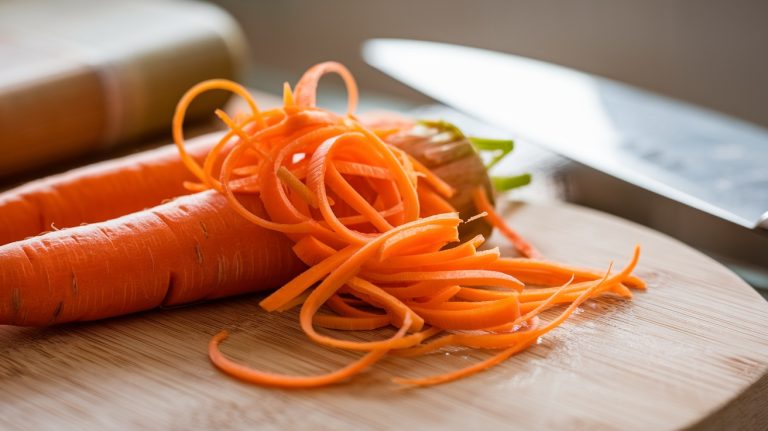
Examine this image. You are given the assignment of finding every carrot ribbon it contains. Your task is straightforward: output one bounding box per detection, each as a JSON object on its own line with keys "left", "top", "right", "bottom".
{"left": 173, "top": 62, "right": 645, "bottom": 388}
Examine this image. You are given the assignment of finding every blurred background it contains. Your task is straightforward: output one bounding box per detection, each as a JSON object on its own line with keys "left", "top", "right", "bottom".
{"left": 211, "top": 0, "right": 768, "bottom": 128}
{"left": 3, "top": 0, "right": 767, "bottom": 172}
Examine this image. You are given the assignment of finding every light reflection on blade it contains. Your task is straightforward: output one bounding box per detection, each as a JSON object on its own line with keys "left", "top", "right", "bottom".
{"left": 364, "top": 39, "right": 768, "bottom": 229}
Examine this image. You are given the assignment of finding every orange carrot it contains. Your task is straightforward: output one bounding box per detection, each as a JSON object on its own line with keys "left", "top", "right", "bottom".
{"left": 0, "top": 190, "right": 304, "bottom": 326}
{"left": 0, "top": 133, "right": 220, "bottom": 245}
{"left": 472, "top": 186, "right": 541, "bottom": 258}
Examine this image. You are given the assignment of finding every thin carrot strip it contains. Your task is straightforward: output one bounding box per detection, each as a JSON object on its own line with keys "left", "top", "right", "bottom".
{"left": 517, "top": 282, "right": 595, "bottom": 302}
{"left": 325, "top": 162, "right": 394, "bottom": 232}
{"left": 205, "top": 109, "right": 271, "bottom": 190}
{"left": 219, "top": 144, "right": 326, "bottom": 235}
{"left": 346, "top": 277, "right": 425, "bottom": 332}
{"left": 278, "top": 166, "right": 319, "bottom": 209}
{"left": 455, "top": 287, "right": 517, "bottom": 302}
{"left": 283, "top": 82, "right": 295, "bottom": 106}
{"left": 261, "top": 126, "right": 348, "bottom": 226}
{"left": 377, "top": 224, "right": 459, "bottom": 261}
{"left": 417, "top": 182, "right": 457, "bottom": 216}
{"left": 472, "top": 186, "right": 540, "bottom": 259}
{"left": 390, "top": 334, "right": 456, "bottom": 358}
{"left": 173, "top": 79, "right": 263, "bottom": 182}
{"left": 416, "top": 285, "right": 462, "bottom": 306}
{"left": 313, "top": 314, "right": 391, "bottom": 330}
{"left": 308, "top": 133, "right": 381, "bottom": 244}
{"left": 293, "top": 61, "right": 359, "bottom": 115}
{"left": 260, "top": 246, "right": 357, "bottom": 312}
{"left": 392, "top": 334, "right": 538, "bottom": 386}
{"left": 291, "top": 235, "right": 337, "bottom": 266}
{"left": 407, "top": 300, "right": 498, "bottom": 311}
{"left": 352, "top": 123, "right": 422, "bottom": 222}
{"left": 407, "top": 154, "right": 455, "bottom": 198}
{"left": 336, "top": 203, "right": 404, "bottom": 226}
{"left": 273, "top": 292, "right": 311, "bottom": 313}
{"left": 335, "top": 161, "right": 392, "bottom": 180}
{"left": 369, "top": 235, "right": 484, "bottom": 270}
{"left": 490, "top": 258, "right": 646, "bottom": 289}
{"left": 409, "top": 295, "right": 521, "bottom": 330}
{"left": 369, "top": 177, "right": 405, "bottom": 226}
{"left": 366, "top": 270, "right": 523, "bottom": 291}
{"left": 386, "top": 248, "right": 499, "bottom": 272}
{"left": 209, "top": 314, "right": 410, "bottom": 389}
{"left": 325, "top": 294, "right": 385, "bottom": 319}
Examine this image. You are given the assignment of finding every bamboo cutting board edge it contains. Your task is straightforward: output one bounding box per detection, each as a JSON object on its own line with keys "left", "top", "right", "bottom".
{"left": 1, "top": 200, "right": 767, "bottom": 431}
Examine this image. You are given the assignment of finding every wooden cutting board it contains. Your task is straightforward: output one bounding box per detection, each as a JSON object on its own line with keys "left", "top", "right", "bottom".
{"left": 1, "top": 200, "right": 767, "bottom": 430}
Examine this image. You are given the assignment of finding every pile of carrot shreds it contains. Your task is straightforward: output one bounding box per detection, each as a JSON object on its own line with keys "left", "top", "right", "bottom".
{"left": 169, "top": 62, "right": 645, "bottom": 387}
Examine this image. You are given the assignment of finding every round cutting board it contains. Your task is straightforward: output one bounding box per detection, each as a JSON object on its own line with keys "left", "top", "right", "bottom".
{"left": 1, "top": 201, "right": 767, "bottom": 430}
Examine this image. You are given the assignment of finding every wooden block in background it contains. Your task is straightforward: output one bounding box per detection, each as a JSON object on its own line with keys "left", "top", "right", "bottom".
{"left": 0, "top": 0, "right": 246, "bottom": 177}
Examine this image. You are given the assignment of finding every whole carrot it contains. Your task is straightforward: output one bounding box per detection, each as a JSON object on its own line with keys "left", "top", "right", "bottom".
{"left": 0, "top": 190, "right": 304, "bottom": 326}
{"left": 0, "top": 134, "right": 218, "bottom": 246}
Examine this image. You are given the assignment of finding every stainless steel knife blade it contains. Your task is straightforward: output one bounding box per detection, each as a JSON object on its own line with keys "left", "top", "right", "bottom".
{"left": 363, "top": 39, "right": 768, "bottom": 230}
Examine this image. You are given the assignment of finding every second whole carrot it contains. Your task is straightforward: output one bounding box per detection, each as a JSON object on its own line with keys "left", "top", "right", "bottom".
{"left": 0, "top": 133, "right": 217, "bottom": 246}
{"left": 0, "top": 116, "right": 411, "bottom": 246}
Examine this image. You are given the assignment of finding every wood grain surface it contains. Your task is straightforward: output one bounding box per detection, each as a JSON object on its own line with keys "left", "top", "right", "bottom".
{"left": 1, "top": 200, "right": 767, "bottom": 431}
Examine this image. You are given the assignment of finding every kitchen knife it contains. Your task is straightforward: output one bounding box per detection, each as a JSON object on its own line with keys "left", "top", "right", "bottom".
{"left": 363, "top": 39, "right": 768, "bottom": 230}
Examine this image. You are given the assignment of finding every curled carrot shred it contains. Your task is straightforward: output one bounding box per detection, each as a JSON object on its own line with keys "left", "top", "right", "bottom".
{"left": 174, "top": 62, "right": 646, "bottom": 388}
